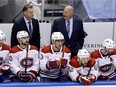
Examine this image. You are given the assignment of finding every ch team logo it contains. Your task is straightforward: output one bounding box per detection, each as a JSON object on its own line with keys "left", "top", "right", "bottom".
{"left": 99, "top": 63, "right": 112, "bottom": 72}
{"left": 20, "top": 57, "right": 33, "bottom": 68}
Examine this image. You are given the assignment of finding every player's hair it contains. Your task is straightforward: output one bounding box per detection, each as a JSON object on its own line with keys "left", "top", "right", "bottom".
{"left": 22, "top": 4, "right": 33, "bottom": 12}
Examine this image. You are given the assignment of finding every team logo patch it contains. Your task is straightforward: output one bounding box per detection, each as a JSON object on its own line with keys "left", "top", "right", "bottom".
{"left": 40, "top": 54, "right": 43, "bottom": 60}
{"left": 20, "top": 57, "right": 33, "bottom": 68}
{"left": 109, "top": 57, "right": 113, "bottom": 62}
{"left": 9, "top": 56, "right": 13, "bottom": 61}
{"left": 69, "top": 66, "right": 74, "bottom": 72}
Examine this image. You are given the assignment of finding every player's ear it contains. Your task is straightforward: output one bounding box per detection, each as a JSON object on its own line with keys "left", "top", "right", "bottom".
{"left": 23, "top": 11, "right": 27, "bottom": 16}
{"left": 17, "top": 38, "right": 20, "bottom": 43}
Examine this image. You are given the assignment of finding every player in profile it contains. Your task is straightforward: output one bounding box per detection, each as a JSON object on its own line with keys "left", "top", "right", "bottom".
{"left": 91, "top": 38, "right": 116, "bottom": 80}
{"left": 9, "top": 30, "right": 39, "bottom": 82}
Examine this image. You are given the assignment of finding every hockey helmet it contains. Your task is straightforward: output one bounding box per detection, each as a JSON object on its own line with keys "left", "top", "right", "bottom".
{"left": 17, "top": 30, "right": 29, "bottom": 40}
{"left": 51, "top": 32, "right": 64, "bottom": 41}
{"left": 0, "top": 30, "right": 6, "bottom": 41}
{"left": 102, "top": 38, "right": 115, "bottom": 49}
{"left": 77, "top": 49, "right": 90, "bottom": 59}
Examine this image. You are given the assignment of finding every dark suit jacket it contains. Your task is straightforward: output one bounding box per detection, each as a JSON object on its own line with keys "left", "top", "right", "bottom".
{"left": 51, "top": 16, "right": 85, "bottom": 57}
{"left": 11, "top": 18, "right": 40, "bottom": 50}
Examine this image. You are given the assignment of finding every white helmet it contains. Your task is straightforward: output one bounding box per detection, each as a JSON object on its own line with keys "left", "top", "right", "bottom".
{"left": 17, "top": 30, "right": 29, "bottom": 40}
{"left": 102, "top": 38, "right": 115, "bottom": 49}
{"left": 77, "top": 49, "right": 90, "bottom": 59}
{"left": 52, "top": 32, "right": 64, "bottom": 41}
{"left": 0, "top": 30, "right": 6, "bottom": 41}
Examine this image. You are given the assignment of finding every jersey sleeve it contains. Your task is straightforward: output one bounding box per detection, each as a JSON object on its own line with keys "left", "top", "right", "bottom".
{"left": 4, "top": 51, "right": 10, "bottom": 64}
{"left": 111, "top": 55, "right": 116, "bottom": 69}
{"left": 1, "top": 44, "right": 10, "bottom": 65}
{"left": 40, "top": 51, "right": 49, "bottom": 71}
{"left": 68, "top": 64, "right": 80, "bottom": 81}
{"left": 68, "top": 57, "right": 81, "bottom": 81}
{"left": 9, "top": 52, "right": 21, "bottom": 75}
{"left": 89, "top": 62, "right": 99, "bottom": 80}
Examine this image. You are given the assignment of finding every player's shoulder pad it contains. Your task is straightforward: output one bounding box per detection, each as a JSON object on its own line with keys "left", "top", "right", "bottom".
{"left": 41, "top": 45, "right": 52, "bottom": 53}
{"left": 86, "top": 57, "right": 96, "bottom": 67}
{"left": 111, "top": 49, "right": 116, "bottom": 55}
{"left": 30, "top": 45, "right": 38, "bottom": 51}
{"left": 69, "top": 56, "right": 81, "bottom": 68}
{"left": 10, "top": 45, "right": 21, "bottom": 53}
{"left": 62, "top": 45, "right": 70, "bottom": 53}
{"left": 2, "top": 43, "right": 10, "bottom": 50}
{"left": 90, "top": 50, "right": 101, "bottom": 59}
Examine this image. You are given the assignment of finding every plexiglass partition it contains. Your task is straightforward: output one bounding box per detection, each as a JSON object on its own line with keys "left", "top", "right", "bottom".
{"left": 0, "top": 0, "right": 116, "bottom": 23}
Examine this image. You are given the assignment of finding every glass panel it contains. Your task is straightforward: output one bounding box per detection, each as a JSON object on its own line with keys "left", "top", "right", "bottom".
{"left": 0, "top": 0, "right": 116, "bottom": 23}
{"left": 82, "top": 0, "right": 116, "bottom": 22}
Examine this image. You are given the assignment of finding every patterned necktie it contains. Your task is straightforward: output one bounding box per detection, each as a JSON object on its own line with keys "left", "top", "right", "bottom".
{"left": 28, "top": 21, "right": 32, "bottom": 38}
{"left": 67, "top": 20, "right": 70, "bottom": 37}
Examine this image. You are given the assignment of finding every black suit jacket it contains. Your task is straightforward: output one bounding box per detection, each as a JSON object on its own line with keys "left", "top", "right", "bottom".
{"left": 11, "top": 18, "right": 40, "bottom": 50}
{"left": 51, "top": 16, "right": 85, "bottom": 57}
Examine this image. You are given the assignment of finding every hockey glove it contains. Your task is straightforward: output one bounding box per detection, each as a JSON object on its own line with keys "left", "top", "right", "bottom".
{"left": 27, "top": 71, "right": 36, "bottom": 82}
{"left": 60, "top": 58, "right": 68, "bottom": 69}
{"left": 87, "top": 74, "right": 96, "bottom": 82}
{"left": 98, "top": 75, "right": 109, "bottom": 80}
{"left": 17, "top": 71, "right": 31, "bottom": 82}
{"left": 46, "top": 60, "right": 59, "bottom": 70}
{"left": 1, "top": 64, "right": 10, "bottom": 74}
{"left": 77, "top": 75, "right": 91, "bottom": 85}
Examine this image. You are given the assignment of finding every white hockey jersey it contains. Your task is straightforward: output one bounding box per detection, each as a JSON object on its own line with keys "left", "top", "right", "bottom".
{"left": 91, "top": 49, "right": 116, "bottom": 76}
{"left": 68, "top": 56, "right": 98, "bottom": 81}
{"left": 0, "top": 43, "right": 10, "bottom": 68}
{"left": 40, "top": 45, "right": 71, "bottom": 78}
{"left": 9, "top": 45, "right": 39, "bottom": 76}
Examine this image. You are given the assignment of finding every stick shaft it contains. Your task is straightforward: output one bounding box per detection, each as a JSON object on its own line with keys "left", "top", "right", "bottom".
{"left": 25, "top": 44, "right": 29, "bottom": 74}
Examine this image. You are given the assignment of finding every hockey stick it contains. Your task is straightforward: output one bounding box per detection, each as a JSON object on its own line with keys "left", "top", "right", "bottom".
{"left": 87, "top": 68, "right": 91, "bottom": 76}
{"left": 25, "top": 43, "right": 29, "bottom": 74}
{"left": 62, "top": 45, "right": 65, "bottom": 57}
{"left": 60, "top": 45, "right": 69, "bottom": 81}
{"left": 59, "top": 45, "right": 65, "bottom": 75}
{"left": 59, "top": 45, "right": 65, "bottom": 79}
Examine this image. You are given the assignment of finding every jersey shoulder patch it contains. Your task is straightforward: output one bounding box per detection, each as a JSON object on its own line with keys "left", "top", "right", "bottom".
{"left": 2, "top": 43, "right": 10, "bottom": 50}
{"left": 86, "top": 57, "right": 96, "bottom": 67}
{"left": 10, "top": 46, "right": 21, "bottom": 53}
{"left": 30, "top": 45, "right": 38, "bottom": 51}
{"left": 111, "top": 49, "right": 116, "bottom": 55}
{"left": 69, "top": 56, "right": 81, "bottom": 68}
{"left": 41, "top": 45, "right": 52, "bottom": 53}
{"left": 90, "top": 50, "right": 101, "bottom": 59}
{"left": 62, "top": 45, "right": 70, "bottom": 53}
